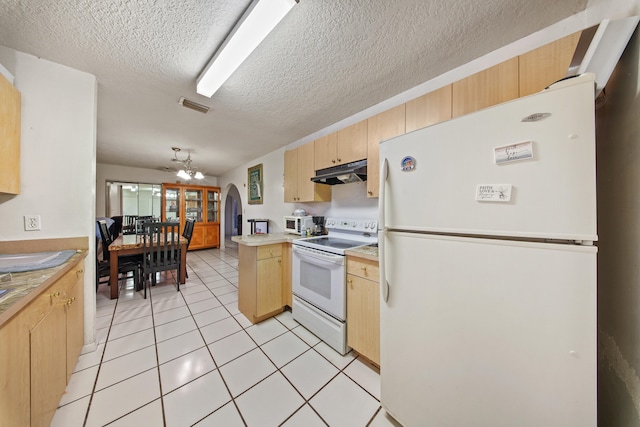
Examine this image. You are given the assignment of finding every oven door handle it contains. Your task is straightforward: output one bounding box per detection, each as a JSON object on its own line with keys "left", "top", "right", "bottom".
{"left": 292, "top": 245, "right": 345, "bottom": 265}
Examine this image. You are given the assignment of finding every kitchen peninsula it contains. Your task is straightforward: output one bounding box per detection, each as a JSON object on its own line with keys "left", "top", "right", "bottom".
{"left": 233, "top": 233, "right": 299, "bottom": 324}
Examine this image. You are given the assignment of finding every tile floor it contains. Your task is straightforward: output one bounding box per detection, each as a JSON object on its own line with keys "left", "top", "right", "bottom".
{"left": 51, "top": 244, "right": 401, "bottom": 427}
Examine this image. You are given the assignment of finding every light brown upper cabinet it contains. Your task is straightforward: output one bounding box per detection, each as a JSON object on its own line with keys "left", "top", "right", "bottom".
{"left": 367, "top": 104, "right": 406, "bottom": 198}
{"left": 405, "top": 85, "right": 453, "bottom": 133}
{"left": 315, "top": 120, "right": 368, "bottom": 170}
{"left": 314, "top": 132, "right": 338, "bottom": 171}
{"left": 284, "top": 142, "right": 331, "bottom": 203}
{"left": 0, "top": 73, "right": 21, "bottom": 194}
{"left": 452, "top": 57, "right": 519, "bottom": 118}
{"left": 519, "top": 31, "right": 582, "bottom": 97}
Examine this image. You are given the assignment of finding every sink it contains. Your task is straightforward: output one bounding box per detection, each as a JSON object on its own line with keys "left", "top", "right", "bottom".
{"left": 0, "top": 252, "right": 62, "bottom": 269}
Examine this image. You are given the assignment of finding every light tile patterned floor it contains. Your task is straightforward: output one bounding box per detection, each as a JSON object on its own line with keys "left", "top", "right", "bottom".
{"left": 51, "top": 245, "right": 401, "bottom": 427}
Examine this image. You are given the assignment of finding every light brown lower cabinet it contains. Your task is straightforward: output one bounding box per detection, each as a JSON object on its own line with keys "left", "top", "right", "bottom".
{"left": 346, "top": 256, "right": 380, "bottom": 366}
{"left": 0, "top": 257, "right": 85, "bottom": 427}
{"left": 282, "top": 243, "right": 292, "bottom": 308}
{"left": 238, "top": 243, "right": 286, "bottom": 324}
{"left": 30, "top": 300, "right": 67, "bottom": 427}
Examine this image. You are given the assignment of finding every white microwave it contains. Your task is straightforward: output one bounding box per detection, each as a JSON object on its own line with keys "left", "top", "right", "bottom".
{"left": 284, "top": 216, "right": 313, "bottom": 235}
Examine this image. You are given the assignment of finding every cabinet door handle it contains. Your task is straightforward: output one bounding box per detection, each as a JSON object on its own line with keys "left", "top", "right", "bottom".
{"left": 337, "top": 158, "right": 341, "bottom": 162}
{"left": 361, "top": 266, "right": 367, "bottom": 272}
{"left": 278, "top": 259, "right": 282, "bottom": 263}
{"left": 49, "top": 291, "right": 60, "bottom": 298}
{"left": 347, "top": 279, "right": 352, "bottom": 284}
{"left": 332, "top": 159, "right": 336, "bottom": 164}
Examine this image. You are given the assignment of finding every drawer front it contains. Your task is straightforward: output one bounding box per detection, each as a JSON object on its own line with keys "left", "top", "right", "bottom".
{"left": 24, "top": 261, "right": 84, "bottom": 329}
{"left": 25, "top": 276, "right": 69, "bottom": 329}
{"left": 347, "top": 257, "right": 379, "bottom": 281}
{"left": 257, "top": 244, "right": 283, "bottom": 260}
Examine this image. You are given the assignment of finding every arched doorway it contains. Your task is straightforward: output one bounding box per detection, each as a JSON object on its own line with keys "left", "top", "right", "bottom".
{"left": 224, "top": 184, "right": 242, "bottom": 247}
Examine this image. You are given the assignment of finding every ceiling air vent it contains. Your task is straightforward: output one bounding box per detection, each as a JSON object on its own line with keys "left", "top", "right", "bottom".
{"left": 178, "top": 97, "right": 209, "bottom": 114}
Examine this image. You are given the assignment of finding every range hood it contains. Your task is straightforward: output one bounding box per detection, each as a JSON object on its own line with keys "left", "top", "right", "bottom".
{"left": 311, "top": 159, "right": 367, "bottom": 185}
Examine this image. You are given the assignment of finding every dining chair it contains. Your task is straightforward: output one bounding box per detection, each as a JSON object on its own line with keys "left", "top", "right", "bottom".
{"left": 135, "top": 216, "right": 158, "bottom": 234}
{"left": 182, "top": 218, "right": 196, "bottom": 279}
{"left": 122, "top": 215, "right": 138, "bottom": 235}
{"left": 110, "top": 215, "right": 123, "bottom": 239}
{"left": 96, "top": 221, "right": 141, "bottom": 290}
{"left": 142, "top": 221, "right": 181, "bottom": 299}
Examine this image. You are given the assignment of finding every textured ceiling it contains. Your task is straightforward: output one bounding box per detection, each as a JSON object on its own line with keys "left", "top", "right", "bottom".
{"left": 0, "top": 0, "right": 588, "bottom": 177}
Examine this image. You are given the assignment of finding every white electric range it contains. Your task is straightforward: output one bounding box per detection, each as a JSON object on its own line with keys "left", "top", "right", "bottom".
{"left": 291, "top": 217, "right": 377, "bottom": 355}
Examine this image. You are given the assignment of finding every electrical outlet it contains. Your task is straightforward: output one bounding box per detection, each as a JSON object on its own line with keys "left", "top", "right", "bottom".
{"left": 24, "top": 215, "right": 41, "bottom": 231}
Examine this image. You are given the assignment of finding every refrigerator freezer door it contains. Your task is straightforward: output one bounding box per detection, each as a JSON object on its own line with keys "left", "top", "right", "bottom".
{"left": 380, "top": 231, "right": 596, "bottom": 427}
{"left": 379, "top": 74, "right": 597, "bottom": 242}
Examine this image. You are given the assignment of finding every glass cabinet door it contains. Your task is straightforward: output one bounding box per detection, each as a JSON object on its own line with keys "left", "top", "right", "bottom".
{"left": 207, "top": 190, "right": 219, "bottom": 223}
{"left": 185, "top": 189, "right": 203, "bottom": 222}
{"left": 165, "top": 187, "right": 180, "bottom": 222}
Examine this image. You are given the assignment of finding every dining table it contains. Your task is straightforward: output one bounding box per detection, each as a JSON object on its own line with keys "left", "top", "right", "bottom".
{"left": 108, "top": 233, "right": 188, "bottom": 299}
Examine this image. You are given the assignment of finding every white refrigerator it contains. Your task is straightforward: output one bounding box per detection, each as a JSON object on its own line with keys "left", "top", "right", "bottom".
{"left": 378, "top": 74, "right": 597, "bottom": 427}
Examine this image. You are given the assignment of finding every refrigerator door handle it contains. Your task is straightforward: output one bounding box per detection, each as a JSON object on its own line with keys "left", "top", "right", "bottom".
{"left": 378, "top": 157, "right": 389, "bottom": 303}
{"left": 378, "top": 157, "right": 388, "bottom": 232}
{"left": 379, "top": 229, "right": 389, "bottom": 302}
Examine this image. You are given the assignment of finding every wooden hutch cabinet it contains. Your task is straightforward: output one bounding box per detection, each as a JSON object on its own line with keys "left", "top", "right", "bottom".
{"left": 162, "top": 183, "right": 221, "bottom": 250}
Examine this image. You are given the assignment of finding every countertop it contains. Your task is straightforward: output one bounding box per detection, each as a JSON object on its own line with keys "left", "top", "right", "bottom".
{"left": 345, "top": 245, "right": 379, "bottom": 262}
{"left": 0, "top": 237, "right": 89, "bottom": 326}
{"left": 232, "top": 234, "right": 379, "bottom": 260}
{"left": 232, "top": 233, "right": 302, "bottom": 246}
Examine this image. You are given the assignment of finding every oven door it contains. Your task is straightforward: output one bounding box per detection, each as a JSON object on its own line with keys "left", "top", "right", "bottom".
{"left": 292, "top": 244, "right": 346, "bottom": 320}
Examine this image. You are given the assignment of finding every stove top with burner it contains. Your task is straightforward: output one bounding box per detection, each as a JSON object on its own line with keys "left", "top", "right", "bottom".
{"left": 292, "top": 217, "right": 377, "bottom": 255}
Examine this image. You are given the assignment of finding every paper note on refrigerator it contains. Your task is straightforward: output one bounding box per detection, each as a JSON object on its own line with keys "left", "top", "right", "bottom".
{"left": 475, "top": 184, "right": 512, "bottom": 202}
{"left": 494, "top": 141, "right": 533, "bottom": 164}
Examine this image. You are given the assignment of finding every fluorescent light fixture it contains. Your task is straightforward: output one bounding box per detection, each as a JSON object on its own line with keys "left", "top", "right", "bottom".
{"left": 197, "top": 0, "right": 297, "bottom": 97}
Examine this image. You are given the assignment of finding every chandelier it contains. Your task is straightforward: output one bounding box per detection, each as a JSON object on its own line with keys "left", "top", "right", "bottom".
{"left": 172, "top": 147, "right": 204, "bottom": 180}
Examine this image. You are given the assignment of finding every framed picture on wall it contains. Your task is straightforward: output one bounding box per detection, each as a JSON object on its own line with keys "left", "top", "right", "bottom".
{"left": 248, "top": 163, "right": 263, "bottom": 205}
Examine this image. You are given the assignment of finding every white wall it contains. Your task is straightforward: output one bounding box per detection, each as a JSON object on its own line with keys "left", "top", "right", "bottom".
{"left": 96, "top": 163, "right": 218, "bottom": 217}
{"left": 217, "top": 146, "right": 379, "bottom": 238}
{"left": 0, "top": 46, "right": 98, "bottom": 345}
